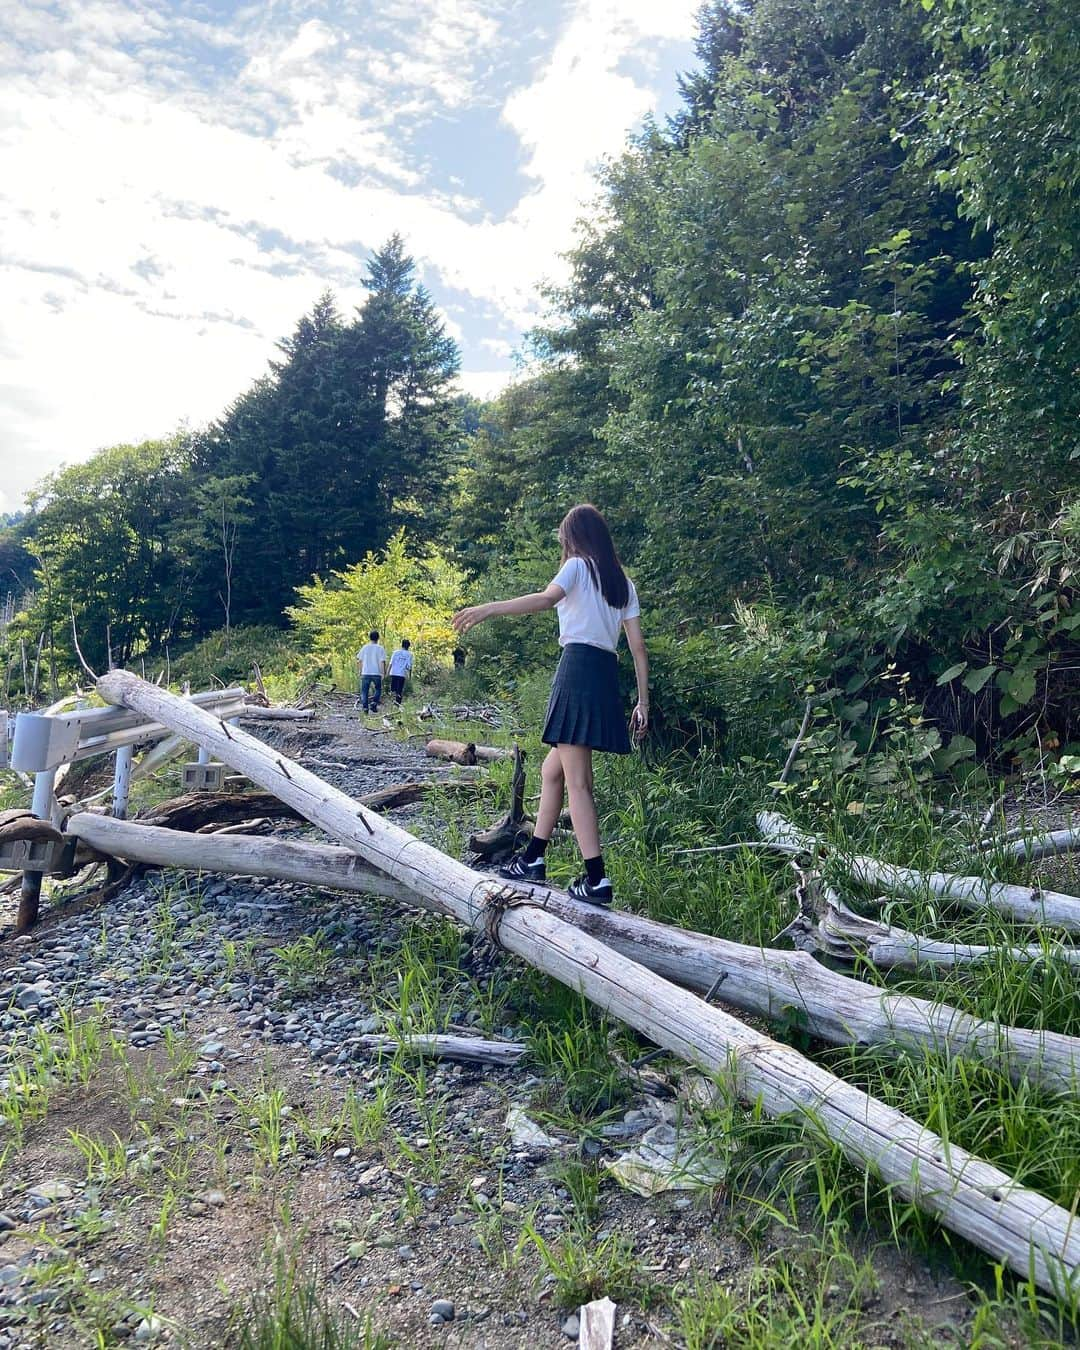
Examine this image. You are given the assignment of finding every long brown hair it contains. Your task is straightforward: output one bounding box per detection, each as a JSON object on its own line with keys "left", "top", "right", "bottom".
{"left": 559, "top": 504, "right": 630, "bottom": 609}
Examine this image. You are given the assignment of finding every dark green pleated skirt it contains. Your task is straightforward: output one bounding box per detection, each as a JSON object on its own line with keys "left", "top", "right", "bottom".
{"left": 542, "top": 643, "right": 631, "bottom": 754}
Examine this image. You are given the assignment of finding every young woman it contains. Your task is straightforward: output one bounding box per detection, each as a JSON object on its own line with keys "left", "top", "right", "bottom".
{"left": 452, "top": 504, "right": 648, "bottom": 906}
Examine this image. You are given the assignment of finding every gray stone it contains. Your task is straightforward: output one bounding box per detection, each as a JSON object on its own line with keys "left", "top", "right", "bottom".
{"left": 0, "top": 1214, "right": 15, "bottom": 1233}
{"left": 430, "top": 1299, "right": 454, "bottom": 1321}
{"left": 28, "top": 1180, "right": 73, "bottom": 1202}
{"left": 561, "top": 1313, "right": 580, "bottom": 1339}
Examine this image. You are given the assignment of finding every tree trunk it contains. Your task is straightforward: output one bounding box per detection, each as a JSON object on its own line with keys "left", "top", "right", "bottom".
{"left": 61, "top": 813, "right": 1080, "bottom": 1101}
{"left": 758, "top": 811, "right": 1080, "bottom": 933}
{"left": 91, "top": 672, "right": 1080, "bottom": 1293}
{"left": 425, "top": 738, "right": 512, "bottom": 765}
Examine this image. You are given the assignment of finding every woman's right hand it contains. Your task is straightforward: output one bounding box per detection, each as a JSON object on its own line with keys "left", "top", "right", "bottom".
{"left": 452, "top": 604, "right": 492, "bottom": 634}
{"left": 630, "top": 701, "right": 649, "bottom": 741}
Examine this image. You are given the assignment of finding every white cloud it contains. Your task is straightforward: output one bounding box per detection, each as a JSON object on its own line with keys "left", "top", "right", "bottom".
{"left": 0, "top": 0, "right": 697, "bottom": 503}
{"left": 456, "top": 369, "right": 515, "bottom": 401}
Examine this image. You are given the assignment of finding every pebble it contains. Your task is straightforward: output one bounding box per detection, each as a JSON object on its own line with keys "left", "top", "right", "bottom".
{"left": 430, "top": 1298, "right": 455, "bottom": 1321}
{"left": 0, "top": 1215, "right": 15, "bottom": 1233}
{"left": 135, "top": 1314, "right": 165, "bottom": 1341}
{"left": 27, "top": 1180, "right": 73, "bottom": 1202}
{"left": 561, "top": 1313, "right": 580, "bottom": 1339}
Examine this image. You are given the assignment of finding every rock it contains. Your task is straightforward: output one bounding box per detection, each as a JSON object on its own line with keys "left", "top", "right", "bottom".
{"left": 135, "top": 1314, "right": 165, "bottom": 1341}
{"left": 0, "top": 1214, "right": 15, "bottom": 1233}
{"left": 28, "top": 1180, "right": 73, "bottom": 1202}
{"left": 397, "top": 1245, "right": 414, "bottom": 1260}
{"left": 198, "top": 1041, "right": 225, "bottom": 1058}
{"left": 561, "top": 1313, "right": 580, "bottom": 1339}
{"left": 333, "top": 1147, "right": 351, "bottom": 1161}
{"left": 430, "top": 1298, "right": 455, "bottom": 1321}
{"left": 202, "top": 1189, "right": 227, "bottom": 1207}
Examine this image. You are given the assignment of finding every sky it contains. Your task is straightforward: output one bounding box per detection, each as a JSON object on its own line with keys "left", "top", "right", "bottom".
{"left": 0, "top": 0, "right": 702, "bottom": 513}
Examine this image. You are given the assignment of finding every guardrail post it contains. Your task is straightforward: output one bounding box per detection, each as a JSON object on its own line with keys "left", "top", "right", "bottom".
{"left": 112, "top": 744, "right": 133, "bottom": 820}
{"left": 197, "top": 746, "right": 211, "bottom": 765}
{"left": 17, "top": 767, "right": 57, "bottom": 932}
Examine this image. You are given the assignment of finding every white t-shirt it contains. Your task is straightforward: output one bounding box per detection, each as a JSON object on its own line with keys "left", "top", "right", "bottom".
{"left": 388, "top": 648, "right": 413, "bottom": 677}
{"left": 550, "top": 556, "right": 640, "bottom": 653}
{"left": 357, "top": 642, "right": 387, "bottom": 676}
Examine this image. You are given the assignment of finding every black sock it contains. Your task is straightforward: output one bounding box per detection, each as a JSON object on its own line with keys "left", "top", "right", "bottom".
{"left": 584, "top": 854, "right": 605, "bottom": 886}
{"left": 523, "top": 835, "right": 549, "bottom": 865}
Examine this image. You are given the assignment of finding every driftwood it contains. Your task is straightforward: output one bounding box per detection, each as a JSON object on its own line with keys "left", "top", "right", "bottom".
{"left": 425, "top": 738, "right": 511, "bottom": 766}
{"left": 138, "top": 779, "right": 484, "bottom": 832}
{"left": 355, "top": 1034, "right": 525, "bottom": 1065}
{"left": 65, "top": 815, "right": 1080, "bottom": 1100}
{"left": 995, "top": 829, "right": 1080, "bottom": 863}
{"left": 782, "top": 872, "right": 1080, "bottom": 972}
{"left": 469, "top": 745, "right": 531, "bottom": 862}
{"left": 142, "top": 791, "right": 304, "bottom": 831}
{"left": 758, "top": 811, "right": 1080, "bottom": 934}
{"left": 0, "top": 811, "right": 64, "bottom": 847}
{"left": 238, "top": 705, "right": 315, "bottom": 722}
{"left": 87, "top": 672, "right": 1080, "bottom": 1293}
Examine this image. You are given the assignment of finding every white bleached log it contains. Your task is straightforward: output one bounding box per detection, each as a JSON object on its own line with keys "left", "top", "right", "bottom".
{"left": 93, "top": 671, "right": 1080, "bottom": 1297}
{"left": 782, "top": 875, "right": 1080, "bottom": 972}
{"left": 65, "top": 814, "right": 1080, "bottom": 1100}
{"left": 238, "top": 705, "right": 315, "bottom": 721}
{"left": 355, "top": 1034, "right": 525, "bottom": 1065}
{"left": 997, "top": 829, "right": 1080, "bottom": 863}
{"left": 758, "top": 811, "right": 1080, "bottom": 934}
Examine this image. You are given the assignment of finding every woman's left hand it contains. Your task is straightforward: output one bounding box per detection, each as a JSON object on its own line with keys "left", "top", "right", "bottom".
{"left": 630, "top": 702, "right": 649, "bottom": 741}
{"left": 452, "top": 604, "right": 491, "bottom": 634}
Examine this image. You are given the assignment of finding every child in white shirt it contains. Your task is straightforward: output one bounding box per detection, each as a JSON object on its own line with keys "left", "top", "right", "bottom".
{"left": 356, "top": 631, "right": 387, "bottom": 713}
{"left": 388, "top": 640, "right": 413, "bottom": 705}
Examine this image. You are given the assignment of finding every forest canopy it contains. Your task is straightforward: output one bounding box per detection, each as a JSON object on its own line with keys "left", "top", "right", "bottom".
{"left": 3, "top": 0, "right": 1077, "bottom": 757}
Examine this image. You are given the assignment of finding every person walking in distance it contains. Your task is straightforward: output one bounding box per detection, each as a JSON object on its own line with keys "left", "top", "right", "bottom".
{"left": 452, "top": 504, "right": 648, "bottom": 906}
{"left": 388, "top": 639, "right": 413, "bottom": 706}
{"left": 356, "top": 630, "right": 387, "bottom": 714}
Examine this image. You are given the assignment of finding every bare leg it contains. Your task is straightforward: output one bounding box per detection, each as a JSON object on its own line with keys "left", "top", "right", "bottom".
{"left": 534, "top": 747, "right": 565, "bottom": 839}
{"left": 558, "top": 743, "right": 601, "bottom": 860}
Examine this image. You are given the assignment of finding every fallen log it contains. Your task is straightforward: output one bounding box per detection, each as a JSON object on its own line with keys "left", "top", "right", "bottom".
{"left": 758, "top": 811, "right": 1080, "bottom": 934}
{"left": 995, "top": 829, "right": 1080, "bottom": 863}
{"left": 355, "top": 1034, "right": 525, "bottom": 1065}
{"left": 425, "top": 738, "right": 511, "bottom": 765}
{"left": 89, "top": 671, "right": 1080, "bottom": 1294}
{"left": 425, "top": 738, "right": 476, "bottom": 765}
{"left": 138, "top": 779, "right": 484, "bottom": 831}
{"left": 65, "top": 815, "right": 1080, "bottom": 1100}
{"left": 142, "top": 791, "right": 304, "bottom": 831}
{"left": 238, "top": 705, "right": 315, "bottom": 722}
{"left": 781, "top": 872, "right": 1080, "bottom": 972}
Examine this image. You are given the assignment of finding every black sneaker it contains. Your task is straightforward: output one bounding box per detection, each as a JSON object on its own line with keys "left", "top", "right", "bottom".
{"left": 499, "top": 854, "right": 546, "bottom": 883}
{"left": 568, "top": 875, "right": 614, "bottom": 907}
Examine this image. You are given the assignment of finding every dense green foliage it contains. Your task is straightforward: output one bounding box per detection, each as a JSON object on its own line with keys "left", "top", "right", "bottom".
{"left": 2, "top": 0, "right": 1076, "bottom": 762}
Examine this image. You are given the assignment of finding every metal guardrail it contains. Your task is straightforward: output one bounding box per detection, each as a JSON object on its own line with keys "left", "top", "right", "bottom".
{"left": 4, "top": 689, "right": 248, "bottom": 920}
{"left": 10, "top": 688, "right": 246, "bottom": 773}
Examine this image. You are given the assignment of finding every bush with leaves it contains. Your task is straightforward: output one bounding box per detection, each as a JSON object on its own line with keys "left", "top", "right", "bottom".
{"left": 287, "top": 528, "right": 466, "bottom": 682}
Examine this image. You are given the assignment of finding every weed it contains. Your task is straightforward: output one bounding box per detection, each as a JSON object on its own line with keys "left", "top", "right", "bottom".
{"left": 228, "top": 1251, "right": 394, "bottom": 1348}
{"left": 68, "top": 1129, "right": 129, "bottom": 1183}
{"left": 270, "top": 933, "right": 332, "bottom": 997}
{"left": 519, "top": 1222, "right": 657, "bottom": 1309}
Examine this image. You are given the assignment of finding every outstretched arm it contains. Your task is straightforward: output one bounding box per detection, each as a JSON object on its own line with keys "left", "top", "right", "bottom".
{"left": 623, "top": 615, "right": 649, "bottom": 740}
{"left": 453, "top": 583, "right": 564, "bottom": 634}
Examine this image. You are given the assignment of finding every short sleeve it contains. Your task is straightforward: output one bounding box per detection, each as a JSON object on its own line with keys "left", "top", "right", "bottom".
{"left": 623, "top": 578, "right": 640, "bottom": 620}
{"left": 550, "top": 556, "right": 583, "bottom": 595}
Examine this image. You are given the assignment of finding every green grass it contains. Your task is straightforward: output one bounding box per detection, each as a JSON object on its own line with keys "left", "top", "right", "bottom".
{"left": 227, "top": 1252, "right": 394, "bottom": 1349}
